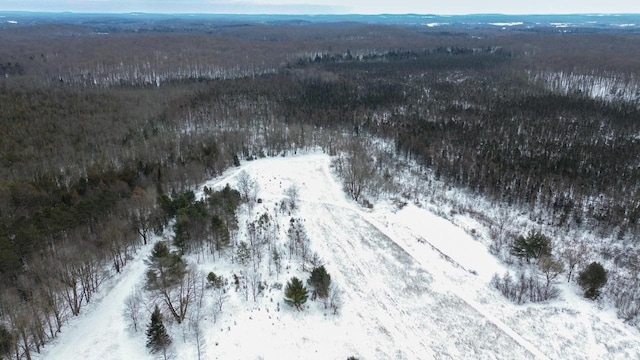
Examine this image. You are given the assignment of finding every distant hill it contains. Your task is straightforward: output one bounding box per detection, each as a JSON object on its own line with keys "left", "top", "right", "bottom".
{"left": 1, "top": 11, "right": 639, "bottom": 33}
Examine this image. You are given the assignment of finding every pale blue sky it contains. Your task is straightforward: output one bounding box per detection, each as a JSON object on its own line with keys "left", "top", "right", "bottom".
{"left": 2, "top": 0, "right": 639, "bottom": 15}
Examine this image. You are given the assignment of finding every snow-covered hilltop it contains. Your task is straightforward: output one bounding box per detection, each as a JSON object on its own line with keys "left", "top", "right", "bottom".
{"left": 35, "top": 154, "right": 640, "bottom": 360}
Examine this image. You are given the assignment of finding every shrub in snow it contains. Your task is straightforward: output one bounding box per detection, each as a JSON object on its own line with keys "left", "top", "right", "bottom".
{"left": 491, "top": 268, "right": 560, "bottom": 304}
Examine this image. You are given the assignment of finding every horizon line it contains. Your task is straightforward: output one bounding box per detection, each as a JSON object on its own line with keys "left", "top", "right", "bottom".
{"left": 2, "top": 10, "right": 640, "bottom": 17}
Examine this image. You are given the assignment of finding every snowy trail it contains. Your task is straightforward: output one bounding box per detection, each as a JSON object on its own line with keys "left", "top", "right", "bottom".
{"left": 363, "top": 209, "right": 550, "bottom": 360}
{"left": 337, "top": 207, "right": 550, "bottom": 359}
{"left": 248, "top": 154, "right": 553, "bottom": 359}
{"left": 37, "top": 242, "right": 155, "bottom": 360}
{"left": 310, "top": 159, "right": 549, "bottom": 359}
{"left": 293, "top": 159, "right": 541, "bottom": 359}
{"left": 308, "top": 204, "right": 437, "bottom": 359}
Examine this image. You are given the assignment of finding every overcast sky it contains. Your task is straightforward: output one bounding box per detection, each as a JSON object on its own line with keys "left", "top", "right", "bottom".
{"left": 2, "top": 0, "right": 639, "bottom": 15}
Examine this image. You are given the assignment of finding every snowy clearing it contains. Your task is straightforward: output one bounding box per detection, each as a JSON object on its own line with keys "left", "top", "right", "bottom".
{"left": 37, "top": 153, "right": 640, "bottom": 360}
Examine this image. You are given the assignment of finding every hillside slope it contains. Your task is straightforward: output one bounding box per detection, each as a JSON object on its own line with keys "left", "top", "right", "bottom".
{"left": 36, "top": 154, "right": 640, "bottom": 360}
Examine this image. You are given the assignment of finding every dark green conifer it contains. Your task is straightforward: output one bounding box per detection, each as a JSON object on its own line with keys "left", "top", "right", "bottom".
{"left": 284, "top": 276, "right": 308, "bottom": 310}
{"left": 207, "top": 271, "right": 223, "bottom": 288}
{"left": 146, "top": 305, "right": 171, "bottom": 359}
{"left": 510, "top": 230, "right": 551, "bottom": 262}
{"left": 577, "top": 262, "right": 607, "bottom": 299}
{"left": 308, "top": 265, "right": 331, "bottom": 298}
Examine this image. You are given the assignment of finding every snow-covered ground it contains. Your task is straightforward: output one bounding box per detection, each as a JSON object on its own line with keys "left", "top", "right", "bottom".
{"left": 36, "top": 153, "right": 640, "bottom": 359}
{"left": 531, "top": 71, "right": 640, "bottom": 104}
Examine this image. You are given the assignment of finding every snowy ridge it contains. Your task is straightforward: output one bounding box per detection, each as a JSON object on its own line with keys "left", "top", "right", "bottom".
{"left": 36, "top": 154, "right": 640, "bottom": 359}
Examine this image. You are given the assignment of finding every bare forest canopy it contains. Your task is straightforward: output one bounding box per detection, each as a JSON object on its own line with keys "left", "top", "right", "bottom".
{"left": 0, "top": 13, "right": 639, "bottom": 359}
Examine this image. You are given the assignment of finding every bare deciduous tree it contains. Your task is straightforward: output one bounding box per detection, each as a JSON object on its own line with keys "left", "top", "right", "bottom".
{"left": 210, "top": 283, "right": 229, "bottom": 324}
{"left": 130, "top": 186, "right": 158, "bottom": 246}
{"left": 335, "top": 141, "right": 374, "bottom": 203}
{"left": 285, "top": 184, "right": 300, "bottom": 210}
{"left": 124, "top": 287, "right": 143, "bottom": 332}
{"left": 539, "top": 256, "right": 563, "bottom": 300}
{"left": 189, "top": 307, "right": 206, "bottom": 360}
{"left": 328, "top": 284, "right": 343, "bottom": 315}
{"left": 237, "top": 171, "right": 259, "bottom": 203}
{"left": 562, "top": 240, "right": 587, "bottom": 282}
{"left": 247, "top": 269, "right": 262, "bottom": 303}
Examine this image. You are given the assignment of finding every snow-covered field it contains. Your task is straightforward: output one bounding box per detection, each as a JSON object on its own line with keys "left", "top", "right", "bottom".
{"left": 36, "top": 154, "right": 640, "bottom": 359}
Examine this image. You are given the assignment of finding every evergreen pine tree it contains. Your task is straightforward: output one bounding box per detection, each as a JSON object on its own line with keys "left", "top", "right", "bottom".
{"left": 146, "top": 305, "right": 171, "bottom": 359}
{"left": 510, "top": 230, "right": 551, "bottom": 262}
{"left": 236, "top": 241, "right": 251, "bottom": 266}
{"left": 207, "top": 271, "right": 223, "bottom": 288}
{"left": 272, "top": 249, "right": 282, "bottom": 275}
{"left": 284, "top": 276, "right": 308, "bottom": 310}
{"left": 577, "top": 262, "right": 607, "bottom": 299}
{"left": 211, "top": 214, "right": 230, "bottom": 250}
{"left": 308, "top": 265, "right": 331, "bottom": 298}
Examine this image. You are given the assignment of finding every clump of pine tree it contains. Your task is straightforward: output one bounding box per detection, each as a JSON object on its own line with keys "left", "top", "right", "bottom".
{"left": 207, "top": 271, "right": 223, "bottom": 288}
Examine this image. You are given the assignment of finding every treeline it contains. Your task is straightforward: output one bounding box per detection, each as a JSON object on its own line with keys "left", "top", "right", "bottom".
{"left": 389, "top": 74, "right": 640, "bottom": 233}
{"left": 0, "top": 64, "right": 349, "bottom": 360}
{"left": 180, "top": 49, "right": 640, "bottom": 234}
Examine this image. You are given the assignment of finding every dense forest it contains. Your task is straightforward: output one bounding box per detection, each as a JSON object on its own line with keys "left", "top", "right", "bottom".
{"left": 0, "top": 15, "right": 639, "bottom": 359}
